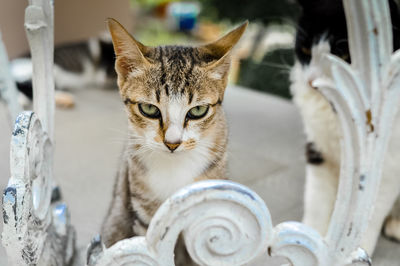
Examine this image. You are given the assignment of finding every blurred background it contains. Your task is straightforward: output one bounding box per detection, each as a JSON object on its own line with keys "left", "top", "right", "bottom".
{"left": 0, "top": 0, "right": 300, "bottom": 98}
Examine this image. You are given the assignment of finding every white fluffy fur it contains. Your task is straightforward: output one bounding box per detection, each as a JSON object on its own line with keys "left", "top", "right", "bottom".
{"left": 291, "top": 41, "right": 400, "bottom": 254}
{"left": 142, "top": 145, "right": 211, "bottom": 202}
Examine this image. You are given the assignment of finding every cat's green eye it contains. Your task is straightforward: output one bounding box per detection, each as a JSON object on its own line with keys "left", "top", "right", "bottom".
{"left": 138, "top": 103, "right": 161, "bottom": 118}
{"left": 187, "top": 105, "right": 209, "bottom": 119}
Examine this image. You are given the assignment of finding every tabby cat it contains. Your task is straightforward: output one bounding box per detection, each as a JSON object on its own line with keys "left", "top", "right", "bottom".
{"left": 100, "top": 18, "right": 247, "bottom": 264}
{"left": 291, "top": 0, "right": 400, "bottom": 255}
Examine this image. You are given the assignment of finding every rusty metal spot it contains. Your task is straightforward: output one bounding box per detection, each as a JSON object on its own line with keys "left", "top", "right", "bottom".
{"left": 366, "top": 109, "right": 374, "bottom": 132}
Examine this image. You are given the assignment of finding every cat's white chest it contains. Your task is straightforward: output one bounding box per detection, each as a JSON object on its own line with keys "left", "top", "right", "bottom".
{"left": 142, "top": 149, "right": 210, "bottom": 202}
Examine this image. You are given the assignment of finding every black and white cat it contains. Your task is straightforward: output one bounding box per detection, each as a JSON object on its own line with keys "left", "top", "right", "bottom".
{"left": 12, "top": 35, "right": 117, "bottom": 107}
{"left": 291, "top": 0, "right": 400, "bottom": 255}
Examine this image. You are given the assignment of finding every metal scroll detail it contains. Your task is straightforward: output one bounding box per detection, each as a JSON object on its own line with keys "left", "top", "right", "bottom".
{"left": 314, "top": 0, "right": 400, "bottom": 264}
{"left": 87, "top": 180, "right": 330, "bottom": 266}
{"left": 89, "top": 181, "right": 271, "bottom": 266}
{"left": 25, "top": 0, "right": 55, "bottom": 140}
{"left": 2, "top": 112, "right": 75, "bottom": 265}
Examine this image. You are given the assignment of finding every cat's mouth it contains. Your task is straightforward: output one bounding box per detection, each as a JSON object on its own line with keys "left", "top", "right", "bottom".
{"left": 164, "top": 147, "right": 184, "bottom": 154}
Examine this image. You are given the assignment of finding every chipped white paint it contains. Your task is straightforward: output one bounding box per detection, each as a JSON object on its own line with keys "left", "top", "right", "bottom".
{"left": 2, "top": 112, "right": 75, "bottom": 265}
{"left": 25, "top": 0, "right": 55, "bottom": 141}
{"left": 88, "top": 181, "right": 272, "bottom": 266}
{"left": 0, "top": 30, "right": 23, "bottom": 126}
{"left": 314, "top": 0, "right": 400, "bottom": 263}
{"left": 86, "top": 180, "right": 366, "bottom": 266}
{"left": 2, "top": 0, "right": 76, "bottom": 265}
{"left": 3, "top": 0, "right": 399, "bottom": 265}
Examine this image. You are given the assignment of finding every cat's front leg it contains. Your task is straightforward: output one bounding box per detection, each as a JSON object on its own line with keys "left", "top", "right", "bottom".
{"left": 101, "top": 166, "right": 136, "bottom": 247}
{"left": 303, "top": 143, "right": 339, "bottom": 235}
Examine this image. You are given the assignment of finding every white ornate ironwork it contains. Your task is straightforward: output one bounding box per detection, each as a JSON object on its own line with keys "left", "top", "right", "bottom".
{"left": 2, "top": 0, "right": 400, "bottom": 265}
{"left": 25, "top": 0, "right": 55, "bottom": 140}
{"left": 2, "top": 112, "right": 75, "bottom": 265}
{"left": 314, "top": 0, "right": 400, "bottom": 264}
{"left": 2, "top": 0, "right": 76, "bottom": 265}
{"left": 87, "top": 180, "right": 332, "bottom": 266}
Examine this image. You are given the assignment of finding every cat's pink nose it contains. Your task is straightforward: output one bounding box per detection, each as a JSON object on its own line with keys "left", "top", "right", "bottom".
{"left": 164, "top": 141, "right": 181, "bottom": 152}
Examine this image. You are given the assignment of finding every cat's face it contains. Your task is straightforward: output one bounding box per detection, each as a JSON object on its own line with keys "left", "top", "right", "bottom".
{"left": 107, "top": 19, "right": 247, "bottom": 156}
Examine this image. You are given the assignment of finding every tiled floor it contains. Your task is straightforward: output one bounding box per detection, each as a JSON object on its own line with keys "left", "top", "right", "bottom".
{"left": 0, "top": 85, "right": 399, "bottom": 265}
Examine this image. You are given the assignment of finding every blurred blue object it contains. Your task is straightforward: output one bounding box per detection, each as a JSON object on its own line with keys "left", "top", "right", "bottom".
{"left": 168, "top": 2, "right": 200, "bottom": 31}
{"left": 179, "top": 15, "right": 196, "bottom": 31}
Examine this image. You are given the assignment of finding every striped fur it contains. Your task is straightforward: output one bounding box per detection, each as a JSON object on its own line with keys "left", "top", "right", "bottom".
{"left": 101, "top": 18, "right": 247, "bottom": 264}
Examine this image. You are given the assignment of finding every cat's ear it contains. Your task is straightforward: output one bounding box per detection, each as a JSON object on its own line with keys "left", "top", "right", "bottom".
{"left": 201, "top": 21, "right": 248, "bottom": 80}
{"left": 106, "top": 18, "right": 150, "bottom": 78}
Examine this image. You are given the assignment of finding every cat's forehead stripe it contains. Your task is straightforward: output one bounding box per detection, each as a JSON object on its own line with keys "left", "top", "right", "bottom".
{"left": 146, "top": 46, "right": 219, "bottom": 97}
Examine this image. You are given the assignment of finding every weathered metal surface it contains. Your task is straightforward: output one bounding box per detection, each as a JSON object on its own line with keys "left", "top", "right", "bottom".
{"left": 25, "top": 0, "right": 55, "bottom": 141}
{"left": 1, "top": 0, "right": 76, "bottom": 265}
{"left": 85, "top": 180, "right": 361, "bottom": 266}
{"left": 0, "top": 30, "right": 23, "bottom": 127}
{"left": 88, "top": 181, "right": 270, "bottom": 266}
{"left": 313, "top": 0, "right": 400, "bottom": 264}
{"left": 2, "top": 112, "right": 75, "bottom": 265}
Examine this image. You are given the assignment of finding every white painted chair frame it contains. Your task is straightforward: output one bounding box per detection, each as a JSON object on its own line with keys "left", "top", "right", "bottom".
{"left": 2, "top": 0, "right": 400, "bottom": 265}
{"left": 2, "top": 0, "right": 75, "bottom": 265}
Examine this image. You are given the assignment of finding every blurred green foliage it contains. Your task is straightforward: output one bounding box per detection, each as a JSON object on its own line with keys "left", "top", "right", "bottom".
{"left": 131, "top": 0, "right": 175, "bottom": 8}
{"left": 136, "top": 20, "right": 190, "bottom": 46}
